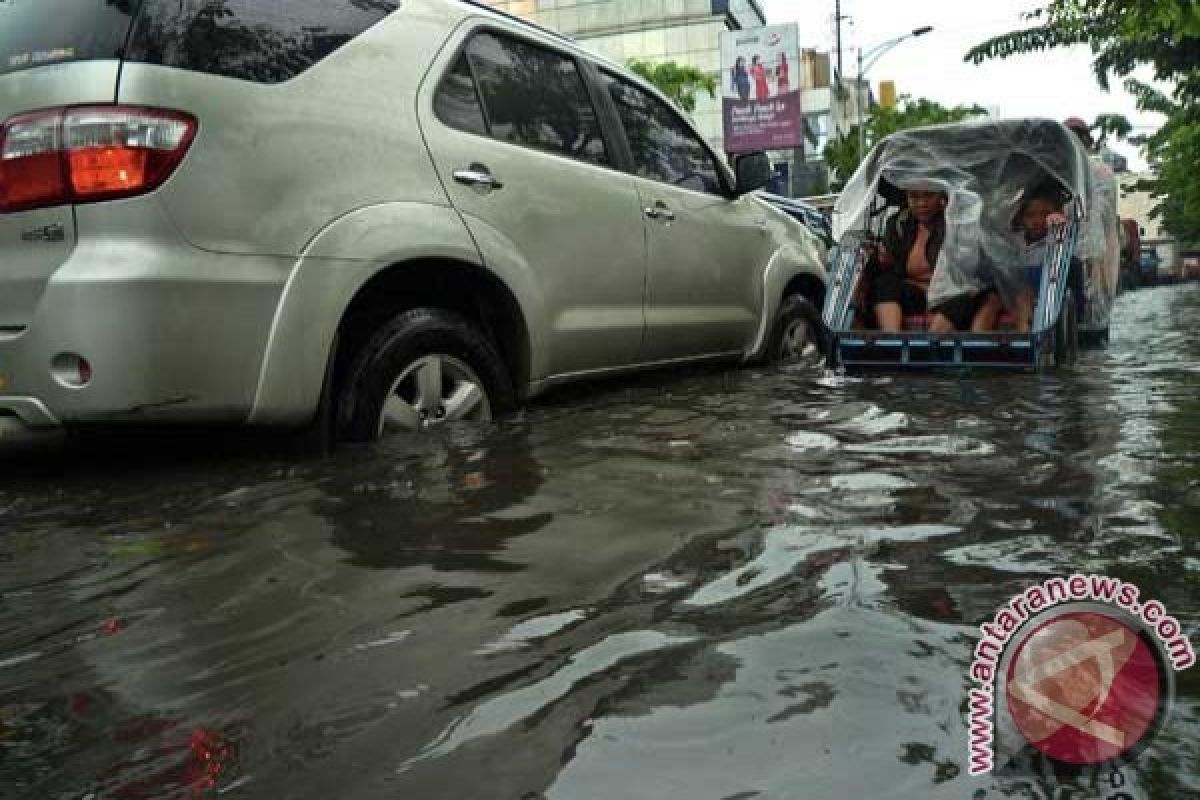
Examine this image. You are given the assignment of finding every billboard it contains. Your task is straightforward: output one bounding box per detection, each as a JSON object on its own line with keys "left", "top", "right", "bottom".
{"left": 720, "top": 24, "right": 802, "bottom": 153}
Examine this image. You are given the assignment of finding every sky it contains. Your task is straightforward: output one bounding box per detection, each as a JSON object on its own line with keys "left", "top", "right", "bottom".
{"left": 761, "top": 0, "right": 1164, "bottom": 171}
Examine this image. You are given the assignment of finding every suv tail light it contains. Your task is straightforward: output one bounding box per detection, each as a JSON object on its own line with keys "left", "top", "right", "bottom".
{"left": 0, "top": 106, "right": 197, "bottom": 213}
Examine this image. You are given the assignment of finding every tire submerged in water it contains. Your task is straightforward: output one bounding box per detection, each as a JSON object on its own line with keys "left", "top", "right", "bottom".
{"left": 336, "top": 308, "right": 515, "bottom": 441}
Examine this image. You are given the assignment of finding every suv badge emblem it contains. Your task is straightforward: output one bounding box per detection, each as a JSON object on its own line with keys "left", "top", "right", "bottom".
{"left": 21, "top": 223, "right": 66, "bottom": 243}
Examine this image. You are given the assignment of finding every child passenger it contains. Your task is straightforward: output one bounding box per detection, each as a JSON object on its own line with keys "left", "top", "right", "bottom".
{"left": 970, "top": 184, "right": 1070, "bottom": 333}
{"left": 1012, "top": 185, "right": 1069, "bottom": 332}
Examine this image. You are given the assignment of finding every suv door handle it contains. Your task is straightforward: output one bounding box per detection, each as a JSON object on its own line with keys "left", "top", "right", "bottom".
{"left": 453, "top": 164, "right": 504, "bottom": 191}
{"left": 644, "top": 202, "right": 675, "bottom": 221}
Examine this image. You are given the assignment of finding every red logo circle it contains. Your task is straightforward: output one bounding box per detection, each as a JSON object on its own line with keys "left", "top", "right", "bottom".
{"left": 1006, "top": 611, "right": 1163, "bottom": 765}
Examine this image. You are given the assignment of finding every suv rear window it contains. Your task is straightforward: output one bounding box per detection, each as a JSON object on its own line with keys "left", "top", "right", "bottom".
{"left": 435, "top": 32, "right": 609, "bottom": 167}
{"left": 124, "top": 0, "right": 399, "bottom": 84}
{"left": 0, "top": 0, "right": 136, "bottom": 76}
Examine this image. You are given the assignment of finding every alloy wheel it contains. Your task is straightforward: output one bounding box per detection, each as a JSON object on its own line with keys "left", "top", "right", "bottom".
{"left": 377, "top": 354, "right": 492, "bottom": 435}
{"left": 779, "top": 317, "right": 818, "bottom": 364}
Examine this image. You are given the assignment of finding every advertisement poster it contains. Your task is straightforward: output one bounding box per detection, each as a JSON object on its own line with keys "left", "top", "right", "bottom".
{"left": 720, "top": 24, "right": 802, "bottom": 153}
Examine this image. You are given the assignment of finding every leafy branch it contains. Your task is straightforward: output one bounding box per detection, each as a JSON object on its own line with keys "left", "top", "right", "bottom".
{"left": 626, "top": 59, "right": 716, "bottom": 114}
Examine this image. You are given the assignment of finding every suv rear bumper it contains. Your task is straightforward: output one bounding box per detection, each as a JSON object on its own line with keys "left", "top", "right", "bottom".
{"left": 0, "top": 235, "right": 294, "bottom": 432}
{"left": 0, "top": 397, "right": 63, "bottom": 448}
{"left": 0, "top": 396, "right": 58, "bottom": 427}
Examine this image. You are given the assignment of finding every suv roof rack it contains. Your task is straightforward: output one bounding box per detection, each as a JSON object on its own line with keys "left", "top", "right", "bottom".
{"left": 457, "top": 0, "right": 580, "bottom": 48}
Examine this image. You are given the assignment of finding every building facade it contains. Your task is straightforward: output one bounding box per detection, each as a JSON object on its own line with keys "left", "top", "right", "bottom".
{"left": 1119, "top": 173, "right": 1179, "bottom": 277}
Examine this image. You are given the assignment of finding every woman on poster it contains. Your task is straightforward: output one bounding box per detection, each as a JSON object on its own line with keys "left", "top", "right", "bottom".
{"left": 751, "top": 55, "right": 770, "bottom": 100}
{"left": 731, "top": 56, "right": 751, "bottom": 101}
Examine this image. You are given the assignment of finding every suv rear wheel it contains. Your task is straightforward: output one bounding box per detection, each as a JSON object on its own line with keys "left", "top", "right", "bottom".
{"left": 336, "top": 308, "right": 514, "bottom": 441}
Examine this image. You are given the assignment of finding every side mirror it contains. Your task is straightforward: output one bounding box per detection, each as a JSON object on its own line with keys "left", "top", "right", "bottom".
{"left": 733, "top": 152, "right": 771, "bottom": 195}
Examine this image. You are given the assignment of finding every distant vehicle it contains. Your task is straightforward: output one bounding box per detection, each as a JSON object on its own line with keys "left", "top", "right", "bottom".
{"left": 1183, "top": 254, "right": 1200, "bottom": 281}
{"left": 1138, "top": 247, "right": 1162, "bottom": 286}
{"left": 1118, "top": 219, "right": 1143, "bottom": 289}
{"left": 0, "top": 0, "right": 829, "bottom": 447}
{"left": 755, "top": 192, "right": 834, "bottom": 249}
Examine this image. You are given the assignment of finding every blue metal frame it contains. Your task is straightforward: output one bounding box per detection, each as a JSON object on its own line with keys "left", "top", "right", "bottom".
{"left": 822, "top": 204, "right": 1082, "bottom": 370}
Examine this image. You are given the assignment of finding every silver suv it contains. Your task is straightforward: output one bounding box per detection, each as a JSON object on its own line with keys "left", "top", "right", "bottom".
{"left": 0, "top": 0, "right": 827, "bottom": 445}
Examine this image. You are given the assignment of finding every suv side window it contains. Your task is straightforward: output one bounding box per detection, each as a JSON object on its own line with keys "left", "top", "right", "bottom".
{"left": 444, "top": 32, "right": 608, "bottom": 167}
{"left": 434, "top": 54, "right": 489, "bottom": 137}
{"left": 126, "top": 0, "right": 399, "bottom": 84}
{"left": 602, "top": 72, "right": 723, "bottom": 195}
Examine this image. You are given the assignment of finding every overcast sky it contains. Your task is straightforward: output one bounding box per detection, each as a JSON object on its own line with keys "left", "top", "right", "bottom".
{"left": 762, "top": 0, "right": 1163, "bottom": 170}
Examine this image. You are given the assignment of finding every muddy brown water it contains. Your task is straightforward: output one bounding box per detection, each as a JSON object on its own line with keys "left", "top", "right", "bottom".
{"left": 1, "top": 285, "right": 1198, "bottom": 800}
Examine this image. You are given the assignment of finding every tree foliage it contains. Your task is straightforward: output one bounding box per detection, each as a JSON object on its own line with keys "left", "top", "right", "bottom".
{"left": 1092, "top": 112, "right": 1133, "bottom": 146}
{"left": 626, "top": 59, "right": 717, "bottom": 114}
{"left": 823, "top": 96, "right": 987, "bottom": 186}
{"left": 965, "top": 0, "right": 1200, "bottom": 243}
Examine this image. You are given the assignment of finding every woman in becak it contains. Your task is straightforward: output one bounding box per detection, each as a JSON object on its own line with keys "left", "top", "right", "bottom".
{"left": 866, "top": 184, "right": 994, "bottom": 333}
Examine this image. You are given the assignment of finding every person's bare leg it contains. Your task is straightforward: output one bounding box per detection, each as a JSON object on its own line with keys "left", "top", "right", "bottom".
{"left": 1015, "top": 289, "right": 1035, "bottom": 333}
{"left": 971, "top": 293, "right": 1004, "bottom": 332}
{"left": 928, "top": 313, "right": 956, "bottom": 333}
{"left": 874, "top": 302, "right": 903, "bottom": 332}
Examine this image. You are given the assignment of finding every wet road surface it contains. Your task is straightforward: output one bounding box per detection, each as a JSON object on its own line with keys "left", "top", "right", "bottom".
{"left": 2, "top": 285, "right": 1198, "bottom": 799}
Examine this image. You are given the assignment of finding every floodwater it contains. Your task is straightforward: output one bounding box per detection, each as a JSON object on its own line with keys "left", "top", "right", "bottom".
{"left": 1, "top": 285, "right": 1197, "bottom": 800}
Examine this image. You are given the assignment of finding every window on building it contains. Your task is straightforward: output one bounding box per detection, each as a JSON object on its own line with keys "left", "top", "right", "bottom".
{"left": 602, "top": 72, "right": 723, "bottom": 194}
{"left": 462, "top": 32, "right": 609, "bottom": 166}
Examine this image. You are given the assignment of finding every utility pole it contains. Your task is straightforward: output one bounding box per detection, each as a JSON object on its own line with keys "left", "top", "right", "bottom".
{"left": 833, "top": 0, "right": 847, "bottom": 137}
{"left": 857, "top": 46, "right": 864, "bottom": 158}
{"left": 835, "top": 0, "right": 844, "bottom": 89}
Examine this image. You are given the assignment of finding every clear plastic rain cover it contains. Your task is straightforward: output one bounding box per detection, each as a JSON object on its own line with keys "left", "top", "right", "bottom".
{"left": 832, "top": 118, "right": 1111, "bottom": 316}
{"left": 1078, "top": 157, "right": 1120, "bottom": 331}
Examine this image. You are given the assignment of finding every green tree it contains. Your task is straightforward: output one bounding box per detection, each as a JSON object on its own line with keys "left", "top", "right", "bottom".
{"left": 1092, "top": 112, "right": 1134, "bottom": 147}
{"left": 823, "top": 96, "right": 987, "bottom": 186}
{"left": 822, "top": 132, "right": 864, "bottom": 188}
{"left": 626, "top": 59, "right": 717, "bottom": 114}
{"left": 965, "top": 0, "right": 1200, "bottom": 243}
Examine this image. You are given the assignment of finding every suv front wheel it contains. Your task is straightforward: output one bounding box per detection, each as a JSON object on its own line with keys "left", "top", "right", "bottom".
{"left": 767, "top": 294, "right": 826, "bottom": 366}
{"left": 336, "top": 308, "right": 514, "bottom": 441}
